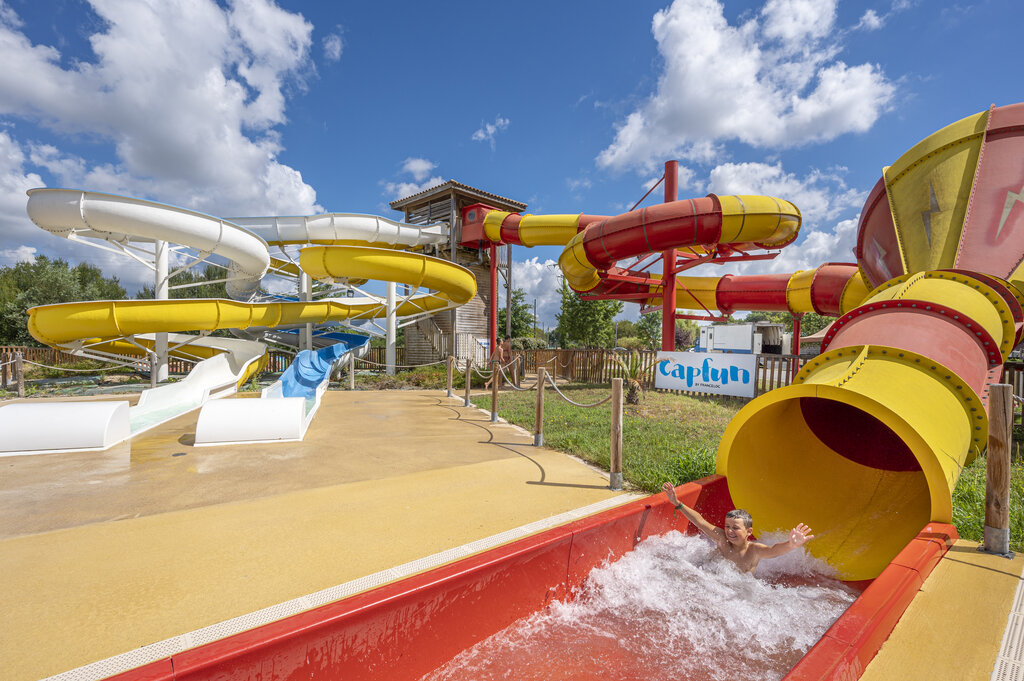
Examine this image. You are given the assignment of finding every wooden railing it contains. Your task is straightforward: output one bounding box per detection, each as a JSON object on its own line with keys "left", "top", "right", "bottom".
{"left": 362, "top": 346, "right": 407, "bottom": 369}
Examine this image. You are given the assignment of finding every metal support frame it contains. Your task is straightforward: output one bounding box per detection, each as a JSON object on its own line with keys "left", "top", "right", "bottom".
{"left": 662, "top": 160, "right": 678, "bottom": 352}
{"left": 154, "top": 239, "right": 169, "bottom": 382}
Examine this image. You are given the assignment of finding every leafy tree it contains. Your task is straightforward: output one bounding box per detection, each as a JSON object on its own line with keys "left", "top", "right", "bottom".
{"left": 0, "top": 256, "right": 125, "bottom": 345}
{"left": 136, "top": 264, "right": 228, "bottom": 299}
{"left": 634, "top": 310, "right": 700, "bottom": 350}
{"left": 497, "top": 287, "right": 535, "bottom": 339}
{"left": 635, "top": 311, "right": 662, "bottom": 349}
{"left": 798, "top": 312, "right": 833, "bottom": 335}
{"left": 554, "top": 279, "right": 622, "bottom": 348}
{"left": 675, "top": 318, "right": 700, "bottom": 349}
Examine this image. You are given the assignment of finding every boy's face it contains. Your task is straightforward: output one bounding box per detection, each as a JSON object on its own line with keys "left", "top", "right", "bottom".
{"left": 723, "top": 517, "right": 750, "bottom": 546}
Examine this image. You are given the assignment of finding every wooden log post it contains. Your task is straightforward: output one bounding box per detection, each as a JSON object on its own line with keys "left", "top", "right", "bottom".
{"left": 512, "top": 357, "right": 519, "bottom": 388}
{"left": 464, "top": 358, "right": 473, "bottom": 408}
{"left": 984, "top": 383, "right": 1013, "bottom": 556}
{"left": 16, "top": 351, "right": 25, "bottom": 398}
{"left": 535, "top": 366, "right": 546, "bottom": 447}
{"left": 2, "top": 352, "right": 8, "bottom": 391}
{"left": 610, "top": 377, "right": 623, "bottom": 490}
{"left": 446, "top": 355, "right": 454, "bottom": 398}
{"left": 349, "top": 353, "right": 356, "bottom": 390}
{"left": 149, "top": 352, "right": 158, "bottom": 389}
{"left": 490, "top": 360, "right": 499, "bottom": 422}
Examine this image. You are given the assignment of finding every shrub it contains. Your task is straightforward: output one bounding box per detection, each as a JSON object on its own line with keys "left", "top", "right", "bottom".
{"left": 511, "top": 337, "right": 547, "bottom": 350}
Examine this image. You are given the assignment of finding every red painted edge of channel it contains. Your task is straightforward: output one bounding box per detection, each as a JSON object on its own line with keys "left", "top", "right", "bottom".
{"left": 782, "top": 522, "right": 958, "bottom": 681}
{"left": 100, "top": 478, "right": 953, "bottom": 681}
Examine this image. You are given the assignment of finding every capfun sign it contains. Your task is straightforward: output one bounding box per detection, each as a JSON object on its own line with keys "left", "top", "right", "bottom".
{"left": 655, "top": 351, "right": 757, "bottom": 398}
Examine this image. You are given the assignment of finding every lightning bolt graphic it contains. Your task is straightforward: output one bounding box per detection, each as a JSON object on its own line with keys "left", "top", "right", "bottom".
{"left": 920, "top": 181, "right": 940, "bottom": 247}
{"left": 871, "top": 238, "right": 894, "bottom": 280}
{"left": 997, "top": 181, "right": 1024, "bottom": 239}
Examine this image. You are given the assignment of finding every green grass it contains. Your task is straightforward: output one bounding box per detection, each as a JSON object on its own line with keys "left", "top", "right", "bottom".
{"left": 472, "top": 385, "right": 744, "bottom": 493}
{"left": 346, "top": 364, "right": 487, "bottom": 391}
{"left": 475, "top": 383, "right": 1024, "bottom": 552}
{"left": 952, "top": 454, "right": 1024, "bottom": 552}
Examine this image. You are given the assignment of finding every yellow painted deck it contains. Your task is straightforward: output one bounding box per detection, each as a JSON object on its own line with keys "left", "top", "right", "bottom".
{"left": 0, "top": 389, "right": 633, "bottom": 681}
{"left": 861, "top": 540, "right": 1023, "bottom": 681}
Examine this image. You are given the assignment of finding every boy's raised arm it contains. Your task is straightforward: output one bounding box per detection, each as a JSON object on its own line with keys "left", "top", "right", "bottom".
{"left": 662, "top": 482, "right": 720, "bottom": 539}
{"left": 755, "top": 523, "right": 815, "bottom": 559}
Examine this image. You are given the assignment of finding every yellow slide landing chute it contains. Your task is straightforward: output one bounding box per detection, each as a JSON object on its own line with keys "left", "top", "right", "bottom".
{"left": 28, "top": 247, "right": 476, "bottom": 366}
{"left": 717, "top": 271, "right": 1015, "bottom": 580}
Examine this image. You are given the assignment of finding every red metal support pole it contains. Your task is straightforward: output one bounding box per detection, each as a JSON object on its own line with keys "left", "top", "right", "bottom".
{"left": 661, "top": 160, "right": 678, "bottom": 352}
{"left": 792, "top": 313, "right": 803, "bottom": 355}
{"left": 489, "top": 243, "right": 498, "bottom": 359}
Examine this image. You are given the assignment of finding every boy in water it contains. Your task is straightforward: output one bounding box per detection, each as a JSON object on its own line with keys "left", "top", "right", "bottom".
{"left": 662, "top": 482, "right": 814, "bottom": 574}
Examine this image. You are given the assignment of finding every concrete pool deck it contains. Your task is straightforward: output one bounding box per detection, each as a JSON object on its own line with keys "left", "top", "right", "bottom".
{"left": 0, "top": 389, "right": 636, "bottom": 681}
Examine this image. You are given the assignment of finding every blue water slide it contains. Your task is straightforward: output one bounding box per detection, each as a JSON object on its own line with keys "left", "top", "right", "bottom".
{"left": 279, "top": 333, "right": 369, "bottom": 399}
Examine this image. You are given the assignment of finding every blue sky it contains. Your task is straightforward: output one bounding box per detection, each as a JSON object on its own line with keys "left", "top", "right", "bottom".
{"left": 0, "top": 0, "right": 1020, "bottom": 329}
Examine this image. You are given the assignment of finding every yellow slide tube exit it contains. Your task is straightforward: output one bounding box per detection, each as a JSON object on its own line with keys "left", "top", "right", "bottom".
{"left": 716, "top": 271, "right": 1011, "bottom": 580}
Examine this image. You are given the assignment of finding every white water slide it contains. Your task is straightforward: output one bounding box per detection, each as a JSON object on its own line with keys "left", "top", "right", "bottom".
{"left": 1, "top": 189, "right": 466, "bottom": 455}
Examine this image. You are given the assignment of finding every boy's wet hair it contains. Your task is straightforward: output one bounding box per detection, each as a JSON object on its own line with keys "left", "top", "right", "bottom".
{"left": 726, "top": 509, "right": 753, "bottom": 529}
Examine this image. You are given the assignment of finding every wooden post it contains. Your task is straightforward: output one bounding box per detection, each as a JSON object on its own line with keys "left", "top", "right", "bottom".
{"left": 149, "top": 352, "right": 158, "bottom": 389}
{"left": 512, "top": 356, "right": 519, "bottom": 388}
{"left": 490, "top": 360, "right": 499, "bottom": 422}
{"left": 464, "top": 358, "right": 473, "bottom": 407}
{"left": 2, "top": 352, "right": 8, "bottom": 391}
{"left": 984, "top": 383, "right": 1013, "bottom": 556}
{"left": 348, "top": 353, "right": 356, "bottom": 390}
{"left": 535, "top": 366, "right": 546, "bottom": 447}
{"left": 16, "top": 351, "right": 25, "bottom": 398}
{"left": 610, "top": 377, "right": 623, "bottom": 490}
{"left": 446, "top": 355, "right": 454, "bottom": 398}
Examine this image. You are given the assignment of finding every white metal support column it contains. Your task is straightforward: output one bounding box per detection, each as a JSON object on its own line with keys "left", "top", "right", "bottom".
{"left": 300, "top": 271, "right": 313, "bottom": 352}
{"left": 155, "top": 239, "right": 169, "bottom": 382}
{"left": 386, "top": 280, "right": 397, "bottom": 375}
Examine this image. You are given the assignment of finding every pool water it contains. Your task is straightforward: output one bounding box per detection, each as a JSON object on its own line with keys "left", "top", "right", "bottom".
{"left": 422, "top": 531, "right": 857, "bottom": 681}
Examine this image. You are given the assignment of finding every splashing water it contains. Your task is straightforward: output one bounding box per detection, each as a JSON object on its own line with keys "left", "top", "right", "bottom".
{"left": 422, "top": 531, "right": 857, "bottom": 681}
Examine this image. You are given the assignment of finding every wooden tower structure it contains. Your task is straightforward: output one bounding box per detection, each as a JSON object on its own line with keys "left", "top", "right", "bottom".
{"left": 390, "top": 181, "right": 526, "bottom": 364}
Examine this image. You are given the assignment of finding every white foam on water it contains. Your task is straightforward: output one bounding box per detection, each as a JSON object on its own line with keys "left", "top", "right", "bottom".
{"left": 423, "top": 531, "right": 857, "bottom": 681}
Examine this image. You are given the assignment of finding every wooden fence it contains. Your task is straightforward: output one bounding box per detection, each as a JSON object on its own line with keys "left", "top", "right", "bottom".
{"left": 3, "top": 343, "right": 1023, "bottom": 403}
{"left": 515, "top": 349, "right": 808, "bottom": 399}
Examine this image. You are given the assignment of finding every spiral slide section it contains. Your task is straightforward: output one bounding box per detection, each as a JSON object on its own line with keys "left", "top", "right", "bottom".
{"left": 3, "top": 189, "right": 475, "bottom": 454}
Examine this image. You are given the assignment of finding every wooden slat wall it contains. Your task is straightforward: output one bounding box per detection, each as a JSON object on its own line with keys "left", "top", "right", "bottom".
{"left": 455, "top": 263, "right": 491, "bottom": 339}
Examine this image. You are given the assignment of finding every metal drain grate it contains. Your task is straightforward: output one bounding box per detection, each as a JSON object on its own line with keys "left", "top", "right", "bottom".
{"left": 42, "top": 493, "right": 640, "bottom": 681}
{"left": 992, "top": 574, "right": 1024, "bottom": 680}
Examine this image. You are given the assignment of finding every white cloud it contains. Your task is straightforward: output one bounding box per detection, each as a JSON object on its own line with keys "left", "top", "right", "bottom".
{"left": 567, "top": 177, "right": 592, "bottom": 192}
{"left": 597, "top": 0, "right": 895, "bottom": 172}
{"left": 0, "top": 245, "right": 37, "bottom": 266}
{"left": 512, "top": 257, "right": 562, "bottom": 328}
{"left": 402, "top": 157, "right": 437, "bottom": 182}
{"left": 707, "top": 161, "right": 863, "bottom": 225}
{"left": 382, "top": 157, "right": 443, "bottom": 200}
{"left": 322, "top": 30, "right": 343, "bottom": 62}
{"left": 856, "top": 9, "right": 884, "bottom": 30}
{"left": 761, "top": 0, "right": 837, "bottom": 45}
{"left": 471, "top": 115, "right": 510, "bottom": 150}
{"left": 0, "top": 0, "right": 320, "bottom": 219}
